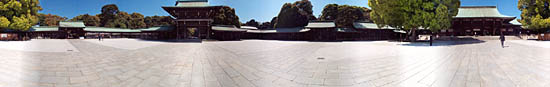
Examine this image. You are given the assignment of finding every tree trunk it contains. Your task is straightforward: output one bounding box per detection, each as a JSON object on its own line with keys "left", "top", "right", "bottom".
{"left": 430, "top": 34, "right": 434, "bottom": 46}
{"left": 409, "top": 28, "right": 417, "bottom": 42}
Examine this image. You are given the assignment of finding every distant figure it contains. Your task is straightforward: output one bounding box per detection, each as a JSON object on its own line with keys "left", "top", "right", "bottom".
{"left": 500, "top": 32, "right": 505, "bottom": 48}
{"left": 99, "top": 33, "right": 103, "bottom": 41}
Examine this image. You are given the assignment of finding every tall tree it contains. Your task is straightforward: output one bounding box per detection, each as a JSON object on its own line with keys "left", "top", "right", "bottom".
{"left": 369, "top": 0, "right": 460, "bottom": 40}
{"left": 259, "top": 22, "right": 272, "bottom": 29}
{"left": 69, "top": 14, "right": 101, "bottom": 26}
{"left": 0, "top": 0, "right": 42, "bottom": 31}
{"left": 319, "top": 4, "right": 339, "bottom": 21}
{"left": 98, "top": 4, "right": 119, "bottom": 27}
{"left": 320, "top": 4, "right": 371, "bottom": 27}
{"left": 518, "top": 0, "right": 550, "bottom": 32}
{"left": 113, "top": 11, "right": 131, "bottom": 28}
{"left": 128, "top": 13, "right": 146, "bottom": 29}
{"left": 274, "top": 0, "right": 316, "bottom": 28}
{"left": 38, "top": 13, "right": 67, "bottom": 26}
{"left": 211, "top": 6, "right": 241, "bottom": 28}
{"left": 244, "top": 19, "right": 259, "bottom": 27}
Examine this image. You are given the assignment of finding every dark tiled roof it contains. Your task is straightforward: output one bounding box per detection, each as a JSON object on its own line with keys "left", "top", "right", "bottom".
{"left": 455, "top": 6, "right": 515, "bottom": 18}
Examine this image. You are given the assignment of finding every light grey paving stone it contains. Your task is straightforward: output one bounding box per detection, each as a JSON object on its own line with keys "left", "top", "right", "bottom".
{"left": 1, "top": 39, "right": 549, "bottom": 87}
{"left": 40, "top": 76, "right": 69, "bottom": 84}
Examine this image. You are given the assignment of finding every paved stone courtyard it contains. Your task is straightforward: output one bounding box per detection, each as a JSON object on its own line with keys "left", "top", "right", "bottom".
{"left": 0, "top": 39, "right": 549, "bottom": 87}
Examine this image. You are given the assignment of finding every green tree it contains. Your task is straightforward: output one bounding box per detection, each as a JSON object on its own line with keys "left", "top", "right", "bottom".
{"left": 212, "top": 6, "right": 241, "bottom": 28}
{"left": 0, "top": 16, "right": 10, "bottom": 28}
{"left": 259, "top": 22, "right": 272, "bottom": 29}
{"left": 320, "top": 4, "right": 371, "bottom": 27}
{"left": 319, "top": 4, "right": 339, "bottom": 21}
{"left": 128, "top": 13, "right": 146, "bottom": 29}
{"left": 518, "top": 0, "right": 550, "bottom": 32}
{"left": 244, "top": 19, "right": 259, "bottom": 27}
{"left": 369, "top": 0, "right": 460, "bottom": 40}
{"left": 274, "top": 0, "right": 316, "bottom": 28}
{"left": 113, "top": 11, "right": 131, "bottom": 28}
{"left": 69, "top": 14, "right": 101, "bottom": 26}
{"left": 0, "top": 0, "right": 42, "bottom": 31}
{"left": 98, "top": 4, "right": 119, "bottom": 27}
{"left": 144, "top": 16, "right": 174, "bottom": 27}
{"left": 38, "top": 13, "right": 67, "bottom": 26}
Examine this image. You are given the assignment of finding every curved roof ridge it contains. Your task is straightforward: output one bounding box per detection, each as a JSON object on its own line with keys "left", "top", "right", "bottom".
{"left": 454, "top": 6, "right": 515, "bottom": 18}
{"left": 460, "top": 6, "right": 497, "bottom": 8}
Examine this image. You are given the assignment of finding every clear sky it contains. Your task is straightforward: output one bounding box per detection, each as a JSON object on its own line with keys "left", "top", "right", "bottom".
{"left": 39, "top": 0, "right": 521, "bottom": 23}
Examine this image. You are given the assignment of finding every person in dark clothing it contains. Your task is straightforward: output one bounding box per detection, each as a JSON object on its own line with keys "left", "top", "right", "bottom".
{"left": 98, "top": 33, "right": 103, "bottom": 41}
{"left": 500, "top": 32, "right": 505, "bottom": 48}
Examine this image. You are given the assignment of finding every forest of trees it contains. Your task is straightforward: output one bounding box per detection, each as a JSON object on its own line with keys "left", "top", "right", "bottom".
{"left": 211, "top": 6, "right": 241, "bottom": 28}
{"left": 319, "top": 4, "right": 371, "bottom": 28}
{"left": 70, "top": 4, "right": 174, "bottom": 29}
{"left": 249, "top": 0, "right": 372, "bottom": 29}
{"left": 38, "top": 13, "right": 67, "bottom": 26}
{"left": 2, "top": 2, "right": 241, "bottom": 30}
{"left": 34, "top": 4, "right": 175, "bottom": 29}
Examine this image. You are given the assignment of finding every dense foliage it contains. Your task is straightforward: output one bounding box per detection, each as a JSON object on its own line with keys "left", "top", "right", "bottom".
{"left": 69, "top": 14, "right": 101, "bottom": 26}
{"left": 144, "top": 16, "right": 174, "bottom": 27}
{"left": 518, "top": 0, "right": 550, "bottom": 32}
{"left": 368, "top": 0, "right": 460, "bottom": 32}
{"left": 258, "top": 22, "right": 272, "bottom": 29}
{"left": 274, "top": 0, "right": 316, "bottom": 28}
{"left": 319, "top": 4, "right": 371, "bottom": 28}
{"left": 212, "top": 6, "right": 241, "bottom": 28}
{"left": 98, "top": 4, "right": 119, "bottom": 27}
{"left": 244, "top": 19, "right": 259, "bottom": 27}
{"left": 0, "top": 0, "right": 42, "bottom": 31}
{"left": 68, "top": 4, "right": 171, "bottom": 29}
{"left": 38, "top": 13, "right": 67, "bottom": 26}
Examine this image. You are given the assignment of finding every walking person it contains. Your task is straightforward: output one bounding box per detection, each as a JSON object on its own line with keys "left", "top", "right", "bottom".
{"left": 99, "top": 33, "right": 103, "bottom": 41}
{"left": 500, "top": 32, "right": 505, "bottom": 48}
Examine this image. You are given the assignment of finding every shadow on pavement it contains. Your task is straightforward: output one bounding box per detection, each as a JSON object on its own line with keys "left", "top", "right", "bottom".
{"left": 399, "top": 37, "right": 486, "bottom": 46}
{"left": 137, "top": 39, "right": 203, "bottom": 43}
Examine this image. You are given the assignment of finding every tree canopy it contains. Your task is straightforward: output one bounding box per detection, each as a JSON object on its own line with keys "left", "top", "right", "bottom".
{"left": 0, "top": 0, "right": 42, "bottom": 31}
{"left": 273, "top": 0, "right": 316, "bottom": 28}
{"left": 68, "top": 4, "right": 149, "bottom": 29}
{"left": 368, "top": 0, "right": 460, "bottom": 32}
{"left": 244, "top": 19, "right": 259, "bottom": 27}
{"left": 69, "top": 14, "right": 101, "bottom": 26}
{"left": 258, "top": 22, "right": 272, "bottom": 29}
{"left": 319, "top": 4, "right": 371, "bottom": 28}
{"left": 38, "top": 13, "right": 67, "bottom": 26}
{"left": 518, "top": 0, "right": 550, "bottom": 32}
{"left": 144, "top": 16, "right": 174, "bottom": 27}
{"left": 212, "top": 6, "right": 241, "bottom": 28}
{"left": 98, "top": 4, "right": 119, "bottom": 27}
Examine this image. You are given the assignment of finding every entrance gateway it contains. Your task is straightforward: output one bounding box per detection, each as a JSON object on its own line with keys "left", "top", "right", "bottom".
{"left": 162, "top": 0, "right": 221, "bottom": 40}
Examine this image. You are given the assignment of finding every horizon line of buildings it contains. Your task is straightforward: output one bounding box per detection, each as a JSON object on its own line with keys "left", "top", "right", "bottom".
{"left": 0, "top": 0, "right": 530, "bottom": 41}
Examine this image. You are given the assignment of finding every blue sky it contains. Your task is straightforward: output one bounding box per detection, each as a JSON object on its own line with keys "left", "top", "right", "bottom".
{"left": 39, "top": 0, "right": 521, "bottom": 23}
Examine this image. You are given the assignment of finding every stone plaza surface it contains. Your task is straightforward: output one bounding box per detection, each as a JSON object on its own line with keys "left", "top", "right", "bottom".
{"left": 0, "top": 39, "right": 549, "bottom": 87}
